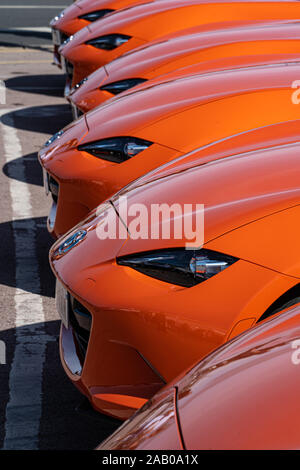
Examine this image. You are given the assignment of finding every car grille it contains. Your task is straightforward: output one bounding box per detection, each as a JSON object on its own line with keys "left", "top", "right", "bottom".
{"left": 65, "top": 60, "right": 74, "bottom": 81}
{"left": 52, "top": 29, "right": 69, "bottom": 47}
{"left": 61, "top": 33, "right": 70, "bottom": 44}
{"left": 69, "top": 295, "right": 92, "bottom": 363}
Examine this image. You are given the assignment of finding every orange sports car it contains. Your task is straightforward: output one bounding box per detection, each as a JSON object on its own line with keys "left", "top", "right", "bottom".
{"left": 39, "top": 62, "right": 300, "bottom": 238}
{"left": 97, "top": 303, "right": 300, "bottom": 449}
{"left": 68, "top": 20, "right": 300, "bottom": 116}
{"left": 49, "top": 127, "right": 300, "bottom": 419}
{"left": 50, "top": 0, "right": 150, "bottom": 68}
{"left": 58, "top": 0, "right": 300, "bottom": 90}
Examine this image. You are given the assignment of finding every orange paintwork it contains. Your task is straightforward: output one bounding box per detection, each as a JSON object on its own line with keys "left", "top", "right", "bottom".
{"left": 97, "top": 303, "right": 300, "bottom": 449}
{"left": 39, "top": 62, "right": 300, "bottom": 238}
{"left": 98, "top": 387, "right": 183, "bottom": 449}
{"left": 69, "top": 20, "right": 300, "bottom": 113}
{"left": 51, "top": 0, "right": 152, "bottom": 37}
{"left": 59, "top": 0, "right": 300, "bottom": 87}
{"left": 50, "top": 0, "right": 151, "bottom": 67}
{"left": 49, "top": 125, "right": 300, "bottom": 419}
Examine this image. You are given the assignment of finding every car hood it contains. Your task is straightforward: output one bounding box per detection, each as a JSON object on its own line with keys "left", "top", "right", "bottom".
{"left": 51, "top": 0, "right": 151, "bottom": 30}
{"left": 50, "top": 3, "right": 82, "bottom": 29}
{"left": 105, "top": 20, "right": 300, "bottom": 79}
{"left": 112, "top": 137, "right": 300, "bottom": 256}
{"left": 80, "top": 62, "right": 300, "bottom": 152}
{"left": 74, "top": 0, "right": 151, "bottom": 12}
{"left": 39, "top": 115, "right": 89, "bottom": 160}
{"left": 60, "top": 0, "right": 300, "bottom": 47}
{"left": 49, "top": 128, "right": 300, "bottom": 286}
{"left": 176, "top": 303, "right": 300, "bottom": 449}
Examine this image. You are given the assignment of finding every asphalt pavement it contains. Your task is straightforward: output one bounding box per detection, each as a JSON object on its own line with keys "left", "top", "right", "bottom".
{"left": 0, "top": 1, "right": 121, "bottom": 450}
{"left": 0, "top": 0, "right": 68, "bottom": 48}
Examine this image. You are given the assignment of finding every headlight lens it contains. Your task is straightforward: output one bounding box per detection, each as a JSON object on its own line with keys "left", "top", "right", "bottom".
{"left": 117, "top": 249, "right": 238, "bottom": 287}
{"left": 73, "top": 77, "right": 88, "bottom": 90}
{"left": 100, "top": 78, "right": 148, "bottom": 95}
{"left": 62, "top": 35, "right": 74, "bottom": 46}
{"left": 86, "top": 34, "right": 131, "bottom": 50}
{"left": 79, "top": 9, "right": 114, "bottom": 22}
{"left": 78, "top": 137, "right": 153, "bottom": 163}
{"left": 53, "top": 11, "right": 65, "bottom": 22}
{"left": 44, "top": 130, "right": 64, "bottom": 148}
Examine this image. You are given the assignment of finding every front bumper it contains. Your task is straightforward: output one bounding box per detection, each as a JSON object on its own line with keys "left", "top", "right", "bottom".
{"left": 59, "top": 302, "right": 165, "bottom": 420}
{"left": 68, "top": 67, "right": 111, "bottom": 114}
{"left": 43, "top": 170, "right": 59, "bottom": 236}
{"left": 53, "top": 247, "right": 299, "bottom": 420}
{"left": 42, "top": 167, "right": 94, "bottom": 239}
{"left": 61, "top": 55, "right": 74, "bottom": 97}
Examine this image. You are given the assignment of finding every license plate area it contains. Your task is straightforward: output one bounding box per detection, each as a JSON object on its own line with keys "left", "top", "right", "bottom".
{"left": 61, "top": 55, "right": 67, "bottom": 74}
{"left": 43, "top": 168, "right": 49, "bottom": 196}
{"left": 52, "top": 28, "right": 61, "bottom": 46}
{"left": 55, "top": 280, "right": 69, "bottom": 329}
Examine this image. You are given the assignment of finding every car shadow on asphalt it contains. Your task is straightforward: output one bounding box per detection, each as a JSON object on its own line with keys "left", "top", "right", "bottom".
{"left": 1, "top": 104, "right": 72, "bottom": 135}
{"left": 0, "top": 320, "right": 121, "bottom": 450}
{"left": 0, "top": 216, "right": 55, "bottom": 298}
{"left": 5, "top": 74, "right": 67, "bottom": 98}
{"left": 0, "top": 29, "right": 51, "bottom": 41}
{"left": 3, "top": 152, "right": 43, "bottom": 187}
{"left": 0, "top": 31, "right": 52, "bottom": 51}
{"left": 40, "top": 319, "right": 121, "bottom": 450}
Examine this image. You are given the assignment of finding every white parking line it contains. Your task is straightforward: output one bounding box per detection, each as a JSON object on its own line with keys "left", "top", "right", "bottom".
{"left": 0, "top": 27, "right": 51, "bottom": 33}
{"left": 0, "top": 107, "right": 51, "bottom": 450}
{"left": 0, "top": 81, "right": 6, "bottom": 105}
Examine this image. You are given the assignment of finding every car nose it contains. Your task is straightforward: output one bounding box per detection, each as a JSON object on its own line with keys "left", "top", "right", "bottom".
{"left": 49, "top": 204, "right": 130, "bottom": 294}
{"left": 39, "top": 115, "right": 89, "bottom": 161}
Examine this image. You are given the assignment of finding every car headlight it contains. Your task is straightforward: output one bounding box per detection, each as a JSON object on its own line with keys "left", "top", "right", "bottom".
{"left": 78, "top": 9, "right": 114, "bottom": 22}
{"left": 86, "top": 34, "right": 131, "bottom": 50}
{"left": 44, "top": 130, "right": 64, "bottom": 148}
{"left": 100, "top": 78, "right": 148, "bottom": 95}
{"left": 53, "top": 11, "right": 65, "bottom": 22}
{"left": 78, "top": 137, "right": 153, "bottom": 163}
{"left": 62, "top": 35, "right": 74, "bottom": 46}
{"left": 73, "top": 77, "right": 88, "bottom": 90}
{"left": 117, "top": 249, "right": 238, "bottom": 287}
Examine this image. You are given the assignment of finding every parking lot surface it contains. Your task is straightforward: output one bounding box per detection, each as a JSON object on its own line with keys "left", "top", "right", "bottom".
{"left": 0, "top": 1, "right": 121, "bottom": 450}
